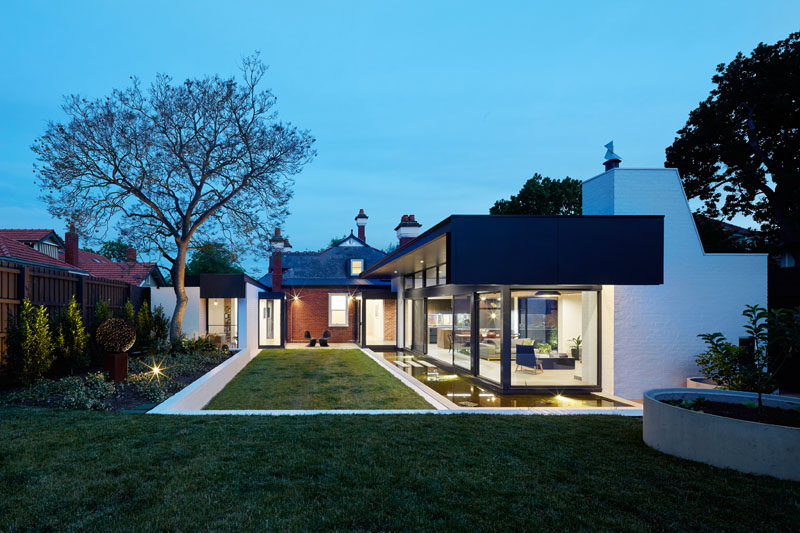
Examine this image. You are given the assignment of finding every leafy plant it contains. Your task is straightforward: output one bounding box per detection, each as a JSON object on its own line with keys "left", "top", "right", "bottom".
{"left": 0, "top": 372, "right": 116, "bottom": 410}
{"left": 536, "top": 343, "right": 551, "bottom": 354}
{"left": 89, "top": 299, "right": 113, "bottom": 365}
{"left": 52, "top": 296, "right": 89, "bottom": 373}
{"left": 569, "top": 336, "right": 582, "bottom": 350}
{"left": 696, "top": 304, "right": 799, "bottom": 410}
{"left": 6, "top": 300, "right": 55, "bottom": 383}
{"left": 95, "top": 318, "right": 136, "bottom": 354}
{"left": 120, "top": 299, "right": 135, "bottom": 324}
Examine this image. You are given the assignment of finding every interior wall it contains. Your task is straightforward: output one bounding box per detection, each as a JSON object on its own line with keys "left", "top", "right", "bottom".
{"left": 558, "top": 293, "right": 582, "bottom": 353}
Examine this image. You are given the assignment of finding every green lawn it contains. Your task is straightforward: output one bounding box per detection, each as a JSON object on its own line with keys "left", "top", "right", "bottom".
{"left": 1, "top": 409, "right": 797, "bottom": 531}
{"left": 205, "top": 349, "right": 432, "bottom": 410}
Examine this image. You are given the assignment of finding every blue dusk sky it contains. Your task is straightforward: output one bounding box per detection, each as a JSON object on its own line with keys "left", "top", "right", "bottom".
{"left": 1, "top": 1, "right": 798, "bottom": 274}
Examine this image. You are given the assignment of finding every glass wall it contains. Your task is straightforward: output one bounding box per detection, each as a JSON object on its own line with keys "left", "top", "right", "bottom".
{"left": 208, "top": 298, "right": 238, "bottom": 348}
{"left": 426, "top": 297, "right": 453, "bottom": 366}
{"left": 404, "top": 299, "right": 413, "bottom": 349}
{"left": 453, "top": 295, "right": 471, "bottom": 370}
{"left": 477, "top": 292, "right": 502, "bottom": 384}
{"left": 412, "top": 299, "right": 426, "bottom": 352}
{"left": 510, "top": 290, "right": 598, "bottom": 387}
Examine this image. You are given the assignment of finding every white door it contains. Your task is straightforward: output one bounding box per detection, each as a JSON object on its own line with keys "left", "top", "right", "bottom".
{"left": 365, "top": 299, "right": 384, "bottom": 345}
{"left": 259, "top": 299, "right": 281, "bottom": 346}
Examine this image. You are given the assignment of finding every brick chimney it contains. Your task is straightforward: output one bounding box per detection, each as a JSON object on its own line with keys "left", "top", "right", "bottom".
{"left": 126, "top": 244, "right": 137, "bottom": 263}
{"left": 355, "top": 209, "right": 368, "bottom": 242}
{"left": 64, "top": 222, "right": 79, "bottom": 266}
{"left": 270, "top": 228, "right": 291, "bottom": 292}
{"left": 395, "top": 214, "right": 422, "bottom": 247}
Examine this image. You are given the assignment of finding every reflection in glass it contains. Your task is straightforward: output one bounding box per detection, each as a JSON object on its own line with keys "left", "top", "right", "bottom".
{"left": 453, "top": 295, "right": 471, "bottom": 370}
{"left": 477, "top": 292, "right": 502, "bottom": 383}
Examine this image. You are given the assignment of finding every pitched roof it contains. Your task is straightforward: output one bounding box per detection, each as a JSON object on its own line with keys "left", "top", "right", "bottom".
{"left": 0, "top": 228, "right": 163, "bottom": 285}
{"left": 0, "top": 233, "right": 85, "bottom": 272}
{"left": 57, "top": 249, "right": 163, "bottom": 286}
{"left": 261, "top": 238, "right": 390, "bottom": 288}
{"left": 0, "top": 229, "right": 62, "bottom": 244}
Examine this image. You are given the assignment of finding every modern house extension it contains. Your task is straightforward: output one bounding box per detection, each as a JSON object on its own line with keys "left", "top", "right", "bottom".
{"left": 361, "top": 163, "right": 767, "bottom": 398}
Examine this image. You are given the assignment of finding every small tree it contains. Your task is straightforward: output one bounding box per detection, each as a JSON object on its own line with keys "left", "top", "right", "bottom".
{"left": 121, "top": 300, "right": 135, "bottom": 324}
{"left": 53, "top": 296, "right": 89, "bottom": 373}
{"left": 33, "top": 54, "right": 316, "bottom": 339}
{"left": 696, "top": 304, "right": 798, "bottom": 410}
{"left": 89, "top": 299, "right": 112, "bottom": 365}
{"left": 6, "top": 300, "right": 55, "bottom": 383}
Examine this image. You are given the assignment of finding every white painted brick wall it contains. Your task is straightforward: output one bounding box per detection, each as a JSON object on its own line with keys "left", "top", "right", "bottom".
{"left": 584, "top": 168, "right": 767, "bottom": 399}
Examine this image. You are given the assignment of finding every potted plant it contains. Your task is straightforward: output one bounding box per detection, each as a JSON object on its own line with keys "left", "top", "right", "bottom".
{"left": 569, "top": 336, "right": 582, "bottom": 360}
{"left": 96, "top": 317, "right": 136, "bottom": 383}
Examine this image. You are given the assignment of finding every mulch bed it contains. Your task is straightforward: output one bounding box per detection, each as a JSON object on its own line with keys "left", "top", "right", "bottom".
{"left": 665, "top": 399, "right": 800, "bottom": 428}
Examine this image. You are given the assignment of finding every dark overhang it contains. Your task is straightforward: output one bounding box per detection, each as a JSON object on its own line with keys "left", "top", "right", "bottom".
{"left": 362, "top": 215, "right": 664, "bottom": 285}
{"left": 184, "top": 273, "right": 268, "bottom": 298}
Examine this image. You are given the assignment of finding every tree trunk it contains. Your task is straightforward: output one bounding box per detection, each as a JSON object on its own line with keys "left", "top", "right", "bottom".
{"left": 169, "top": 243, "right": 189, "bottom": 340}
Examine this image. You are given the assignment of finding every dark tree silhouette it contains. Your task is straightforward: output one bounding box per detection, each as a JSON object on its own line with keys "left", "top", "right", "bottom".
{"left": 186, "top": 241, "right": 245, "bottom": 275}
{"left": 666, "top": 32, "right": 800, "bottom": 264}
{"left": 490, "top": 173, "right": 581, "bottom": 215}
{"left": 33, "top": 54, "right": 316, "bottom": 338}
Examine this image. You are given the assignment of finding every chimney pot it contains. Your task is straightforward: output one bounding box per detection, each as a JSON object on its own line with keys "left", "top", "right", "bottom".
{"left": 355, "top": 209, "right": 368, "bottom": 242}
{"left": 394, "top": 214, "right": 422, "bottom": 247}
{"left": 126, "top": 245, "right": 137, "bottom": 263}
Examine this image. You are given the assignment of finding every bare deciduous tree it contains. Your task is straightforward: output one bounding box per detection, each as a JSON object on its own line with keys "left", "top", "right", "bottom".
{"left": 33, "top": 55, "right": 316, "bottom": 338}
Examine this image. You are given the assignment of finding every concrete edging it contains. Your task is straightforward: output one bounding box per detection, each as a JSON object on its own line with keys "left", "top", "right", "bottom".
{"left": 643, "top": 388, "right": 800, "bottom": 481}
{"left": 148, "top": 347, "right": 261, "bottom": 413}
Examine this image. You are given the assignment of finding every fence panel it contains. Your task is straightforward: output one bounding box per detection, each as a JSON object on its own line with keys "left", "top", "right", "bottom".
{"left": 0, "top": 259, "right": 135, "bottom": 372}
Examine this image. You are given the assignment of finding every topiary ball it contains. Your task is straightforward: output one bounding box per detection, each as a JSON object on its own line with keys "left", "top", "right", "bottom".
{"left": 96, "top": 318, "right": 136, "bottom": 353}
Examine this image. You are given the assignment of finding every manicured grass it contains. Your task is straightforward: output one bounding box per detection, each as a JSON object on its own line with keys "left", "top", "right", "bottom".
{"left": 1, "top": 408, "right": 798, "bottom": 531}
{"left": 205, "top": 349, "right": 432, "bottom": 410}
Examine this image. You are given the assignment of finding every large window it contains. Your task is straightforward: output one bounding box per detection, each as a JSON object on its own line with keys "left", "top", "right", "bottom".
{"left": 477, "top": 292, "right": 502, "bottom": 384}
{"left": 453, "top": 295, "right": 471, "bottom": 370}
{"left": 510, "top": 290, "right": 598, "bottom": 387}
{"left": 329, "top": 293, "right": 349, "bottom": 327}
{"left": 207, "top": 298, "right": 238, "bottom": 348}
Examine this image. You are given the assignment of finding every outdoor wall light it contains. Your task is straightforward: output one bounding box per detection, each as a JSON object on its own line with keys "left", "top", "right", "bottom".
{"left": 292, "top": 295, "right": 300, "bottom": 302}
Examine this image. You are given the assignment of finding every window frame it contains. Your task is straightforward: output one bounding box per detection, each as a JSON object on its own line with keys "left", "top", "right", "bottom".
{"left": 328, "top": 292, "right": 349, "bottom": 327}
{"left": 349, "top": 258, "right": 364, "bottom": 276}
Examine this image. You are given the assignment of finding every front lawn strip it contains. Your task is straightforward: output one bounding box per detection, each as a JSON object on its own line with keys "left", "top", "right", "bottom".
{"left": 204, "top": 349, "right": 432, "bottom": 410}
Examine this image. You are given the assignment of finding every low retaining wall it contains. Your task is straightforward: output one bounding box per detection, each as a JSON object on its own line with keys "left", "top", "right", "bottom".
{"left": 643, "top": 388, "right": 800, "bottom": 481}
{"left": 148, "top": 347, "right": 260, "bottom": 413}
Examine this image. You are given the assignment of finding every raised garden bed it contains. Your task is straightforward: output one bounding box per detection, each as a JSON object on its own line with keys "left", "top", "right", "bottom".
{"left": 644, "top": 388, "right": 800, "bottom": 481}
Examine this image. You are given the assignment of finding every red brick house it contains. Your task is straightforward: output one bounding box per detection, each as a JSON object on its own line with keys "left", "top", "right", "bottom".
{"left": 261, "top": 210, "right": 420, "bottom": 347}
{"left": 0, "top": 226, "right": 164, "bottom": 287}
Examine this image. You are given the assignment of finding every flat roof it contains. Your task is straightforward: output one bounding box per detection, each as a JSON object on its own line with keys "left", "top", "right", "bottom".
{"left": 362, "top": 215, "right": 664, "bottom": 286}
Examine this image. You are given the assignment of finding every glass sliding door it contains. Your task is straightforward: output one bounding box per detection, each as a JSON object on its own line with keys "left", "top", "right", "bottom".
{"left": 477, "top": 292, "right": 502, "bottom": 384}
{"left": 411, "top": 299, "right": 426, "bottom": 353}
{"left": 364, "top": 298, "right": 394, "bottom": 346}
{"left": 453, "top": 295, "right": 472, "bottom": 371}
{"left": 259, "top": 298, "right": 282, "bottom": 347}
{"left": 425, "top": 296, "right": 453, "bottom": 366}
{"left": 404, "top": 299, "right": 413, "bottom": 350}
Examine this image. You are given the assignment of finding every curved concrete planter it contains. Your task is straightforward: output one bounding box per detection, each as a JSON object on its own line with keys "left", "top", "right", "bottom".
{"left": 686, "top": 377, "right": 717, "bottom": 389}
{"left": 643, "top": 388, "right": 800, "bottom": 481}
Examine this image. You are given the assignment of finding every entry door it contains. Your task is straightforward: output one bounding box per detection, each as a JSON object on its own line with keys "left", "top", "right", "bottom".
{"left": 259, "top": 299, "right": 281, "bottom": 346}
{"left": 365, "top": 299, "right": 385, "bottom": 345}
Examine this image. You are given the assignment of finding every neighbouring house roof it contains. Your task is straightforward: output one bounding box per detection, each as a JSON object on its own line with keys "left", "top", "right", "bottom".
{"left": 58, "top": 249, "right": 165, "bottom": 286}
{"left": 261, "top": 233, "right": 391, "bottom": 288}
{"left": 0, "top": 233, "right": 86, "bottom": 272}
{"left": 0, "top": 228, "right": 164, "bottom": 286}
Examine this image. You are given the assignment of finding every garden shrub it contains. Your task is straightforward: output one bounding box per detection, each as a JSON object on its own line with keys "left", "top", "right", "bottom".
{"left": 121, "top": 299, "right": 135, "bottom": 324}
{"left": 0, "top": 372, "right": 116, "bottom": 410}
{"left": 89, "top": 300, "right": 113, "bottom": 365}
{"left": 95, "top": 318, "right": 136, "bottom": 354}
{"left": 134, "top": 301, "right": 170, "bottom": 353}
{"left": 6, "top": 300, "right": 55, "bottom": 383}
{"left": 52, "top": 296, "right": 90, "bottom": 374}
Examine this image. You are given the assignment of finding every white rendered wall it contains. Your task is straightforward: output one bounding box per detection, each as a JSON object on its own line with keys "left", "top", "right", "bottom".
{"left": 242, "top": 281, "right": 260, "bottom": 350}
{"left": 394, "top": 275, "right": 405, "bottom": 349}
{"left": 583, "top": 168, "right": 768, "bottom": 399}
{"left": 150, "top": 286, "right": 202, "bottom": 337}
